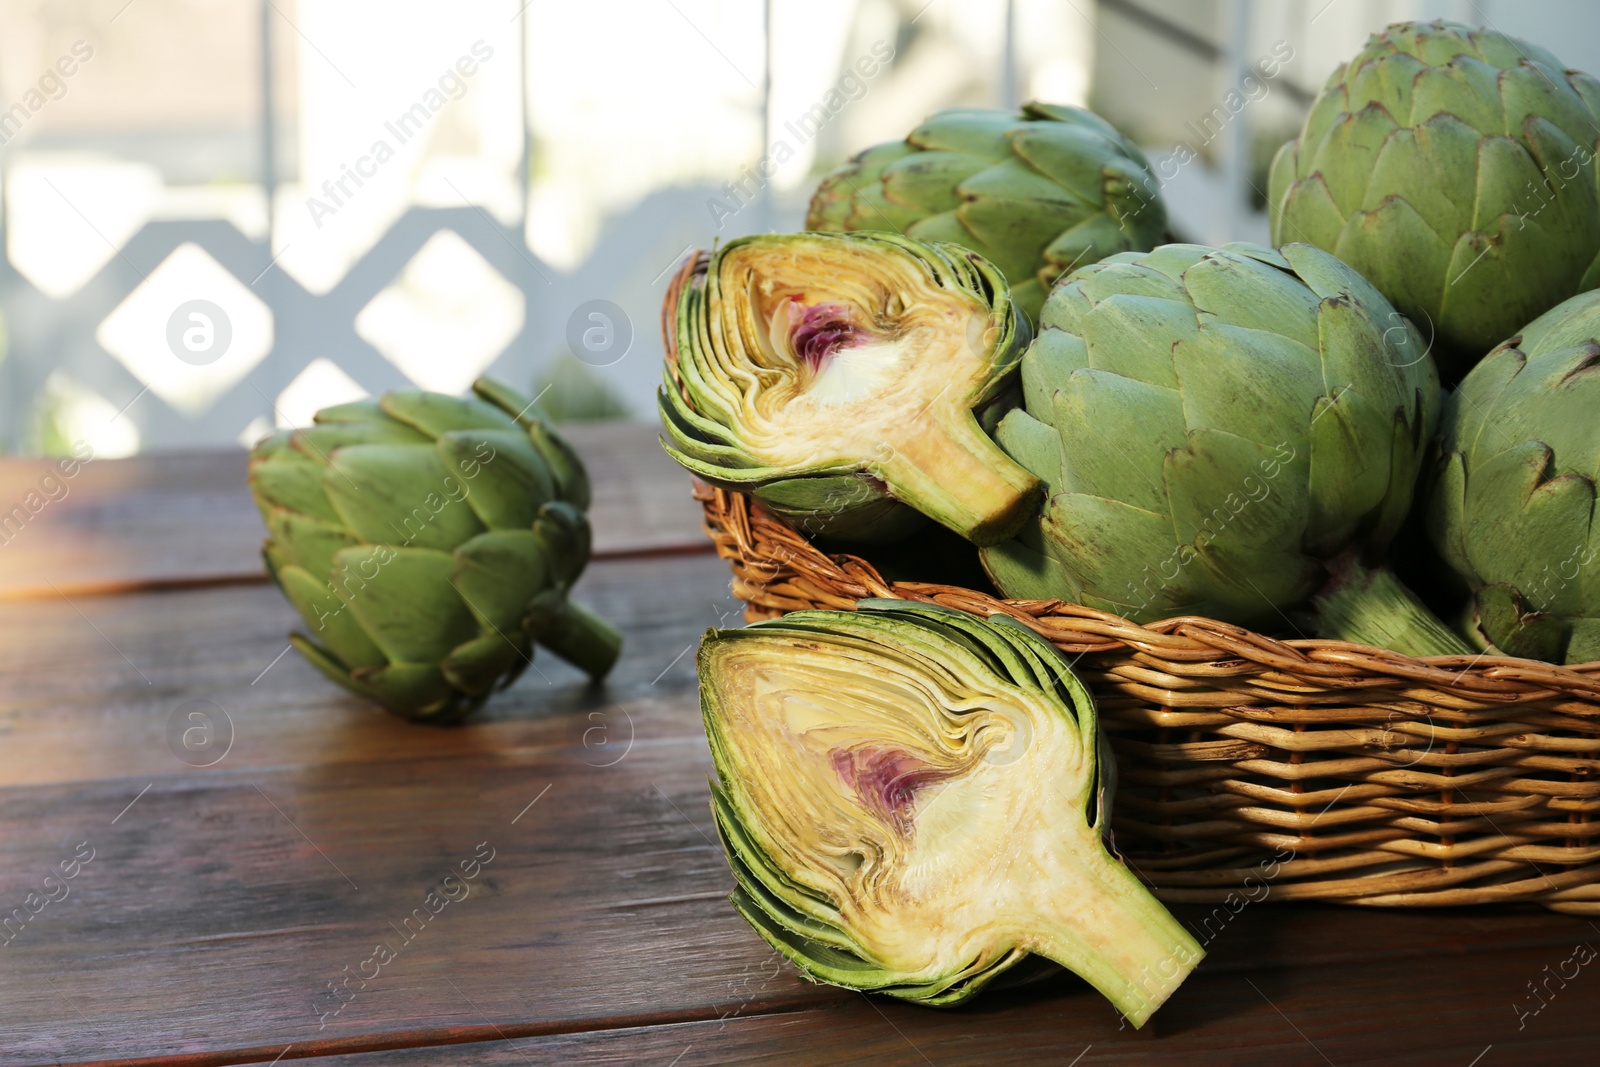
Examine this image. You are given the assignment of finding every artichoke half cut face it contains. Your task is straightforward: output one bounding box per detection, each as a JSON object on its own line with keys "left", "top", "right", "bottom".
{"left": 699, "top": 601, "right": 1202, "bottom": 1024}
{"left": 661, "top": 232, "right": 1039, "bottom": 545}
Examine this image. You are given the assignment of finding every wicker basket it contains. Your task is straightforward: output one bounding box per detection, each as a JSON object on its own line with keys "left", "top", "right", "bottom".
{"left": 696, "top": 483, "right": 1600, "bottom": 914}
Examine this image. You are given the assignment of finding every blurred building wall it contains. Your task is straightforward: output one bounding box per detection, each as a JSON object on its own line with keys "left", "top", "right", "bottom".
{"left": 0, "top": 0, "right": 1597, "bottom": 455}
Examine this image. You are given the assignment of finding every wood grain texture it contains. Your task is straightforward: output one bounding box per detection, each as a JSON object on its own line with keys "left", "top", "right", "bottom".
{"left": 6, "top": 754, "right": 1598, "bottom": 1067}
{"left": 0, "top": 554, "right": 739, "bottom": 787}
{"left": 3, "top": 553, "right": 1600, "bottom": 1065}
{"left": 210, "top": 942, "right": 1600, "bottom": 1067}
{"left": 0, "top": 424, "right": 703, "bottom": 601}
{"left": 4, "top": 452, "right": 1600, "bottom": 1065}
{"left": 0, "top": 550, "right": 794, "bottom": 1064}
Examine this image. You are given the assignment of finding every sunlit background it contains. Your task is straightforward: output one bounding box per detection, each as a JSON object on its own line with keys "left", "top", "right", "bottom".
{"left": 1, "top": 0, "right": 1597, "bottom": 457}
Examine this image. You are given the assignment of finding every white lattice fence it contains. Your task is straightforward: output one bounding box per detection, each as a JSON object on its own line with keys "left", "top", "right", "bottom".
{"left": 0, "top": 204, "right": 558, "bottom": 453}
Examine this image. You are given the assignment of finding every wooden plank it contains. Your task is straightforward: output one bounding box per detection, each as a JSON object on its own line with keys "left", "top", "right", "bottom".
{"left": 0, "top": 422, "right": 704, "bottom": 600}
{"left": 5, "top": 736, "right": 1597, "bottom": 1067}
{"left": 10, "top": 887, "right": 1598, "bottom": 1067}
{"left": 0, "top": 555, "right": 740, "bottom": 787}
{"left": 0, "top": 717, "right": 832, "bottom": 1064}
{"left": 2, "top": 554, "right": 1599, "bottom": 1064}
{"left": 189, "top": 942, "right": 1600, "bottom": 1067}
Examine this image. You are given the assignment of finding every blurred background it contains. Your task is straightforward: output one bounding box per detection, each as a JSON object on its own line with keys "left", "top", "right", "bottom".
{"left": 0, "top": 0, "right": 1597, "bottom": 457}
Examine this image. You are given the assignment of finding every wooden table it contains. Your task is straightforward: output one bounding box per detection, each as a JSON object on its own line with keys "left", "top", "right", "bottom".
{"left": 2, "top": 423, "right": 1596, "bottom": 1066}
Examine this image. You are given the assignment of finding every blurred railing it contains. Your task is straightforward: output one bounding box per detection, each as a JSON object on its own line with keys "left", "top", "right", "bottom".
{"left": 0, "top": 206, "right": 549, "bottom": 452}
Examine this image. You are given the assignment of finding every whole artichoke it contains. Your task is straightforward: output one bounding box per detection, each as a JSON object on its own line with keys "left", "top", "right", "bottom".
{"left": 1428, "top": 291, "right": 1600, "bottom": 664}
{"left": 981, "top": 242, "right": 1467, "bottom": 656}
{"left": 659, "top": 231, "right": 1038, "bottom": 546}
{"left": 807, "top": 103, "right": 1167, "bottom": 322}
{"left": 249, "top": 378, "right": 622, "bottom": 722}
{"left": 700, "top": 599, "right": 1202, "bottom": 1025}
{"left": 1268, "top": 20, "right": 1600, "bottom": 379}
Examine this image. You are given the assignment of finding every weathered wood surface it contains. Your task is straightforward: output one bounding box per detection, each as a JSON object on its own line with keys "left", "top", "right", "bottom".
{"left": 0, "top": 421, "right": 702, "bottom": 601}
{"left": 0, "top": 556, "right": 738, "bottom": 788}
{"left": 2, "top": 441, "right": 1599, "bottom": 1066}
{"left": 210, "top": 946, "right": 1600, "bottom": 1066}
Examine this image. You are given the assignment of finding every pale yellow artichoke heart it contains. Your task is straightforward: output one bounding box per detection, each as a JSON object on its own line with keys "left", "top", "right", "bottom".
{"left": 703, "top": 633, "right": 1081, "bottom": 978}
{"left": 713, "top": 242, "right": 997, "bottom": 468}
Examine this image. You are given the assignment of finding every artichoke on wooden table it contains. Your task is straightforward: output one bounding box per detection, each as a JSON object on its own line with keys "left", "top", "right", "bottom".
{"left": 248, "top": 377, "right": 621, "bottom": 722}
{"left": 699, "top": 600, "right": 1203, "bottom": 1026}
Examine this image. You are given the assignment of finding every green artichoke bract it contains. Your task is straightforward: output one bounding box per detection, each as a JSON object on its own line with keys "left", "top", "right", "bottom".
{"left": 808, "top": 103, "right": 1167, "bottom": 322}
{"left": 981, "top": 242, "right": 1469, "bottom": 656}
{"left": 1268, "top": 19, "right": 1600, "bottom": 379}
{"left": 660, "top": 231, "right": 1038, "bottom": 546}
{"left": 700, "top": 600, "right": 1202, "bottom": 1025}
{"left": 1428, "top": 291, "right": 1600, "bottom": 664}
{"left": 248, "top": 377, "right": 622, "bottom": 722}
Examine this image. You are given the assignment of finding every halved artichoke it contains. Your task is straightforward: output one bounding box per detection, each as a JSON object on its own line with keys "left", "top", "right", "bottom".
{"left": 660, "top": 232, "right": 1039, "bottom": 546}
{"left": 699, "top": 600, "right": 1202, "bottom": 1025}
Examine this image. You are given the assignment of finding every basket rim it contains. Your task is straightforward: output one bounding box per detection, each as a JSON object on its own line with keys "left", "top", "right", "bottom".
{"left": 695, "top": 482, "right": 1600, "bottom": 705}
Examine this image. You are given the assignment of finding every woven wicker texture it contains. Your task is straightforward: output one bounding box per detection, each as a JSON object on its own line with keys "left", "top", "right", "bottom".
{"left": 697, "top": 484, "right": 1600, "bottom": 913}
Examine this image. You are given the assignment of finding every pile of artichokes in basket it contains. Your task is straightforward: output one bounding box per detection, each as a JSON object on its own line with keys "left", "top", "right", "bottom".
{"left": 656, "top": 17, "right": 1600, "bottom": 1025}
{"left": 243, "top": 16, "right": 1600, "bottom": 1027}
{"left": 668, "top": 18, "right": 1600, "bottom": 668}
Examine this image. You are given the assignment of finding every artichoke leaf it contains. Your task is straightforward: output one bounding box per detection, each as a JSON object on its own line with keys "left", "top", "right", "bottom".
{"left": 266, "top": 508, "right": 363, "bottom": 585}
{"left": 908, "top": 108, "right": 1015, "bottom": 157}
{"left": 435, "top": 429, "right": 554, "bottom": 530}
{"left": 980, "top": 531, "right": 1086, "bottom": 606}
{"left": 380, "top": 389, "right": 520, "bottom": 437}
{"left": 452, "top": 529, "right": 551, "bottom": 633}
{"left": 338, "top": 545, "right": 481, "bottom": 666}
{"left": 441, "top": 633, "right": 530, "bottom": 697}
{"left": 277, "top": 563, "right": 387, "bottom": 671}
{"left": 324, "top": 444, "right": 488, "bottom": 552}
{"left": 1473, "top": 583, "right": 1565, "bottom": 662}
{"left": 249, "top": 452, "right": 341, "bottom": 523}
{"left": 880, "top": 150, "right": 989, "bottom": 214}
{"left": 346, "top": 661, "right": 467, "bottom": 721}
{"left": 1077, "top": 292, "right": 1196, "bottom": 391}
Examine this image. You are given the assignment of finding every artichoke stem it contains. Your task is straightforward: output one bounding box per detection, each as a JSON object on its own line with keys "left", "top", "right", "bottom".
{"left": 877, "top": 415, "right": 1040, "bottom": 547}
{"left": 1028, "top": 844, "right": 1203, "bottom": 1028}
{"left": 1311, "top": 554, "right": 1472, "bottom": 657}
{"left": 537, "top": 600, "right": 623, "bottom": 681}
{"left": 1452, "top": 599, "right": 1498, "bottom": 655}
